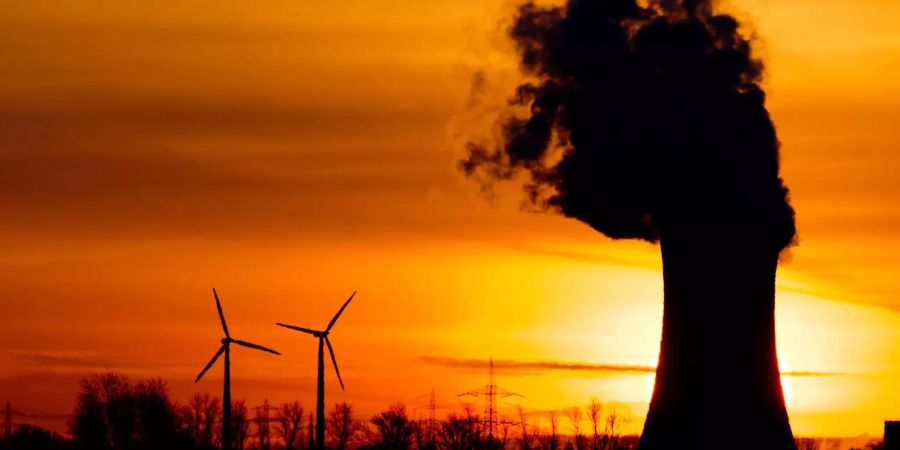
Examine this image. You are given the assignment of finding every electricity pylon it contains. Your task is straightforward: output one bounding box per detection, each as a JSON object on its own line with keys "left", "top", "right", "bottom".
{"left": 458, "top": 358, "right": 521, "bottom": 439}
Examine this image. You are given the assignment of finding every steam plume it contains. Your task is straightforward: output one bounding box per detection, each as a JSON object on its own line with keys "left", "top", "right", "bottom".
{"left": 461, "top": 0, "right": 796, "bottom": 250}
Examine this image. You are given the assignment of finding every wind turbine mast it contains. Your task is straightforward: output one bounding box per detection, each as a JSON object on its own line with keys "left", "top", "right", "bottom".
{"left": 316, "top": 335, "right": 327, "bottom": 450}
{"left": 277, "top": 291, "right": 356, "bottom": 450}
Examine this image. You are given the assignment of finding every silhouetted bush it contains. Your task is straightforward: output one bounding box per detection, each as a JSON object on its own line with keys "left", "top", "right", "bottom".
{"left": 0, "top": 424, "right": 72, "bottom": 450}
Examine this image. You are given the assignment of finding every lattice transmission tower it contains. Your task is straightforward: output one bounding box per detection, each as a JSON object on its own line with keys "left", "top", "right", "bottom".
{"left": 414, "top": 388, "right": 449, "bottom": 443}
{"left": 457, "top": 358, "right": 521, "bottom": 438}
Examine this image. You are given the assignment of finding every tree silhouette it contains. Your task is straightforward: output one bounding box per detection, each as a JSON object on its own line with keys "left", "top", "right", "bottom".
{"left": 568, "top": 407, "right": 585, "bottom": 450}
{"left": 306, "top": 413, "right": 315, "bottom": 450}
{"left": 133, "top": 378, "right": 181, "bottom": 449}
{"left": 179, "top": 393, "right": 220, "bottom": 449}
{"left": 437, "top": 412, "right": 486, "bottom": 450}
{"left": 795, "top": 438, "right": 820, "bottom": 450}
{"left": 0, "top": 424, "right": 70, "bottom": 450}
{"left": 71, "top": 375, "right": 109, "bottom": 450}
{"left": 546, "top": 411, "right": 560, "bottom": 450}
{"left": 370, "top": 404, "right": 415, "bottom": 450}
{"left": 602, "top": 408, "right": 628, "bottom": 450}
{"left": 497, "top": 419, "right": 513, "bottom": 450}
{"left": 413, "top": 418, "right": 437, "bottom": 450}
{"left": 252, "top": 400, "right": 272, "bottom": 450}
{"left": 275, "top": 402, "right": 304, "bottom": 450}
{"left": 327, "top": 403, "right": 354, "bottom": 450}
{"left": 70, "top": 373, "right": 191, "bottom": 450}
{"left": 460, "top": 1, "right": 797, "bottom": 449}
{"left": 849, "top": 439, "right": 884, "bottom": 450}
{"left": 228, "top": 401, "right": 249, "bottom": 450}
{"left": 587, "top": 400, "right": 601, "bottom": 450}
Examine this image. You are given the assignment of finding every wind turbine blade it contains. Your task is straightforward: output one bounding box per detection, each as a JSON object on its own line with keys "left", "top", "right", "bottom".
{"left": 325, "top": 337, "right": 344, "bottom": 390}
{"left": 276, "top": 323, "right": 320, "bottom": 336}
{"left": 232, "top": 339, "right": 281, "bottom": 355}
{"left": 326, "top": 291, "right": 356, "bottom": 332}
{"left": 213, "top": 288, "right": 230, "bottom": 338}
{"left": 195, "top": 345, "right": 226, "bottom": 383}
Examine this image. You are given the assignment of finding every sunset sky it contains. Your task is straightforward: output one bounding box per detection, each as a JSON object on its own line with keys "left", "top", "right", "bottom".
{"left": 1, "top": 0, "right": 899, "bottom": 439}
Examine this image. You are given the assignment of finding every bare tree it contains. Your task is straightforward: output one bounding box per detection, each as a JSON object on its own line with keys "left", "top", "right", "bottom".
{"left": 230, "top": 400, "right": 250, "bottom": 450}
{"left": 438, "top": 412, "right": 478, "bottom": 450}
{"left": 587, "top": 400, "right": 601, "bottom": 450}
{"left": 568, "top": 407, "right": 585, "bottom": 450}
{"left": 498, "top": 419, "right": 512, "bottom": 450}
{"left": 859, "top": 439, "right": 885, "bottom": 450}
{"left": 306, "top": 413, "right": 315, "bottom": 450}
{"left": 276, "top": 401, "right": 304, "bottom": 450}
{"left": 254, "top": 399, "right": 273, "bottom": 450}
{"left": 795, "top": 437, "right": 821, "bottom": 450}
{"left": 533, "top": 426, "right": 546, "bottom": 450}
{"left": 354, "top": 421, "right": 377, "bottom": 449}
{"left": 414, "top": 416, "right": 440, "bottom": 450}
{"left": 181, "top": 392, "right": 221, "bottom": 448}
{"left": 414, "top": 417, "right": 427, "bottom": 450}
{"left": 518, "top": 407, "right": 532, "bottom": 450}
{"left": 601, "top": 408, "right": 628, "bottom": 450}
{"left": 547, "top": 411, "right": 559, "bottom": 450}
{"left": 327, "top": 402, "right": 354, "bottom": 450}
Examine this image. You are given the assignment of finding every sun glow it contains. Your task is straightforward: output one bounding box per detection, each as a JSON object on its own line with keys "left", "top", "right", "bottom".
{"left": 780, "top": 356, "right": 794, "bottom": 407}
{"left": 645, "top": 372, "right": 656, "bottom": 402}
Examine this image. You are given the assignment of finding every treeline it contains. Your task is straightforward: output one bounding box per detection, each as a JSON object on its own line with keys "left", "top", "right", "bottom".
{"left": 0, "top": 373, "right": 638, "bottom": 450}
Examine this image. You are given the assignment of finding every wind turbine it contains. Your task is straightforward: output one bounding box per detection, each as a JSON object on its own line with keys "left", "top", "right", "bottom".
{"left": 195, "top": 288, "right": 281, "bottom": 450}
{"left": 276, "top": 291, "right": 356, "bottom": 450}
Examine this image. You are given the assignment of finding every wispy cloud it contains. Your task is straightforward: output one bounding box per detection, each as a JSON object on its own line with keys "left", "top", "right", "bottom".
{"left": 503, "top": 243, "right": 658, "bottom": 270}
{"left": 419, "top": 356, "right": 843, "bottom": 378}
{"left": 780, "top": 370, "right": 843, "bottom": 378}
{"left": 419, "top": 356, "right": 655, "bottom": 375}
{"left": 6, "top": 350, "right": 186, "bottom": 373}
{"left": 8, "top": 350, "right": 116, "bottom": 369}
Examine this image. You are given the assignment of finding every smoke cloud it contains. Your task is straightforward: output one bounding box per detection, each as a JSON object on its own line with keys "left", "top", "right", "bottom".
{"left": 461, "top": 0, "right": 796, "bottom": 250}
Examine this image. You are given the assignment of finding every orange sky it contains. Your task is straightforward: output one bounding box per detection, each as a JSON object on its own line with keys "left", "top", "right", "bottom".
{"left": 1, "top": 0, "right": 899, "bottom": 440}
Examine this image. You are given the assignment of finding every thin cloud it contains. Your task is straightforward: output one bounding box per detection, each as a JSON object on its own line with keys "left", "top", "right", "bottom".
{"left": 8, "top": 350, "right": 116, "bottom": 369}
{"left": 504, "top": 243, "right": 659, "bottom": 270}
{"left": 419, "top": 356, "right": 843, "bottom": 378}
{"left": 419, "top": 356, "right": 654, "bottom": 375}
{"left": 781, "top": 370, "right": 843, "bottom": 378}
{"left": 6, "top": 350, "right": 186, "bottom": 373}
